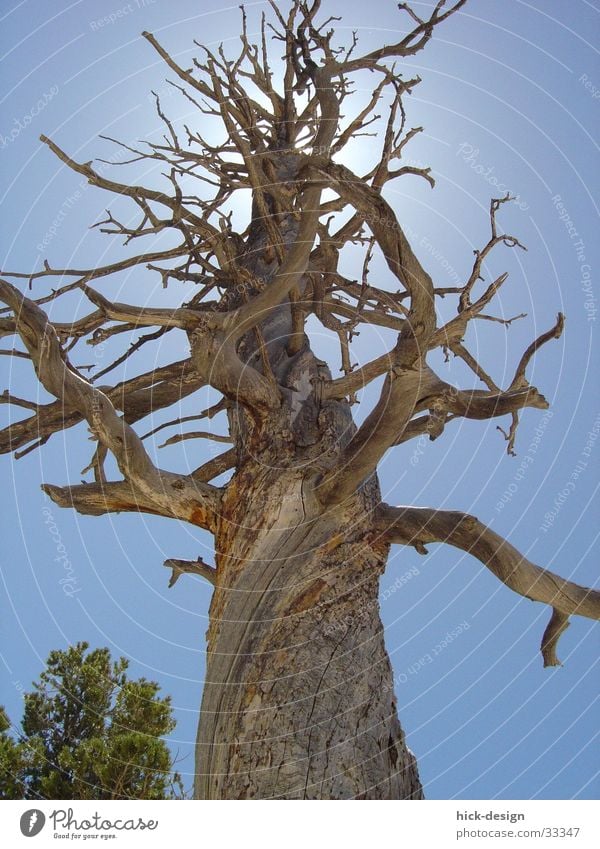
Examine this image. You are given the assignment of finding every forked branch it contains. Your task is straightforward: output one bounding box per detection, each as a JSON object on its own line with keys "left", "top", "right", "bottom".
{"left": 376, "top": 504, "right": 600, "bottom": 666}
{"left": 0, "top": 280, "right": 221, "bottom": 531}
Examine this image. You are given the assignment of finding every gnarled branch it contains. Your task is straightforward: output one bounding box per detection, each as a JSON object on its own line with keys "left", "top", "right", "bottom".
{"left": 163, "top": 557, "right": 217, "bottom": 588}
{"left": 375, "top": 504, "right": 600, "bottom": 666}
{"left": 1, "top": 280, "right": 221, "bottom": 532}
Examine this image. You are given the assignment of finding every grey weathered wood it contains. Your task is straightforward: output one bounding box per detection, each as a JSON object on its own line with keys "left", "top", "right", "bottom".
{"left": 196, "top": 456, "right": 423, "bottom": 799}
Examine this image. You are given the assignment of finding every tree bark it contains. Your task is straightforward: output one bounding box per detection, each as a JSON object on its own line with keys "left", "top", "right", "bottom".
{"left": 193, "top": 332, "right": 423, "bottom": 799}
{"left": 195, "top": 463, "right": 422, "bottom": 799}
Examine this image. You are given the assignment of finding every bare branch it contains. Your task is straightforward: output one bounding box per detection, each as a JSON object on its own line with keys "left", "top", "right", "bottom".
{"left": 37, "top": 135, "right": 229, "bottom": 268}
{"left": 80, "top": 284, "right": 203, "bottom": 330}
{"left": 141, "top": 399, "right": 227, "bottom": 441}
{"left": 191, "top": 447, "right": 236, "bottom": 483}
{"left": 1, "top": 390, "right": 39, "bottom": 411}
{"left": 376, "top": 504, "right": 600, "bottom": 665}
{"left": 221, "top": 64, "right": 340, "bottom": 341}
{"left": 41, "top": 480, "right": 156, "bottom": 518}
{"left": 340, "top": 1, "right": 467, "bottom": 71}
{"left": 313, "top": 161, "right": 436, "bottom": 353}
{"left": 318, "top": 365, "right": 435, "bottom": 506}
{"left": 323, "top": 348, "right": 396, "bottom": 400}
{"left": 510, "top": 313, "right": 565, "bottom": 391}
{"left": 0, "top": 279, "right": 155, "bottom": 485}
{"left": 1, "top": 280, "right": 221, "bottom": 531}
{"left": 541, "top": 609, "right": 570, "bottom": 668}
{"left": 41, "top": 471, "right": 221, "bottom": 532}
{"left": 416, "top": 370, "right": 549, "bottom": 424}
{"left": 163, "top": 557, "right": 217, "bottom": 588}
{"left": 0, "top": 358, "right": 203, "bottom": 457}
{"left": 158, "top": 430, "right": 232, "bottom": 449}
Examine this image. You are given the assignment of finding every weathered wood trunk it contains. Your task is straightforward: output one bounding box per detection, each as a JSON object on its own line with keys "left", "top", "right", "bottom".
{"left": 194, "top": 339, "right": 423, "bottom": 799}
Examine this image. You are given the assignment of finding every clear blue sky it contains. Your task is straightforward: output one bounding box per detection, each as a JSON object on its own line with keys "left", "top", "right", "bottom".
{"left": 1, "top": 0, "right": 598, "bottom": 800}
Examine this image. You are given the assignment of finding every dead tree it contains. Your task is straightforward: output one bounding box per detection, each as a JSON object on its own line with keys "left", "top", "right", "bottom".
{"left": 1, "top": 0, "right": 598, "bottom": 800}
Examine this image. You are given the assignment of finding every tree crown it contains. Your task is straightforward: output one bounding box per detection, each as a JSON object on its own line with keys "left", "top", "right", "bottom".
{"left": 0, "top": 642, "right": 182, "bottom": 800}
{"left": 0, "top": 0, "right": 597, "bottom": 669}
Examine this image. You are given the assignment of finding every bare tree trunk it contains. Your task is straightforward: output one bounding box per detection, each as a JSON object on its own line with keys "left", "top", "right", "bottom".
{"left": 195, "top": 442, "right": 422, "bottom": 799}
{"left": 193, "top": 255, "right": 422, "bottom": 798}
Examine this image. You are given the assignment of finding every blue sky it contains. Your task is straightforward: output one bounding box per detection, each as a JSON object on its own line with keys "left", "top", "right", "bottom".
{"left": 0, "top": 0, "right": 598, "bottom": 799}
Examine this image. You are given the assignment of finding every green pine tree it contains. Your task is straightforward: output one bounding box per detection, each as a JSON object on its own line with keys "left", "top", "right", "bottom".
{"left": 0, "top": 642, "right": 184, "bottom": 799}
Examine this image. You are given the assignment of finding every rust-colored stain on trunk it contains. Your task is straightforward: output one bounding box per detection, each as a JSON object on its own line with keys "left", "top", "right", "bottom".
{"left": 190, "top": 505, "right": 211, "bottom": 529}
{"left": 285, "top": 578, "right": 328, "bottom": 615}
{"left": 322, "top": 533, "right": 344, "bottom": 553}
